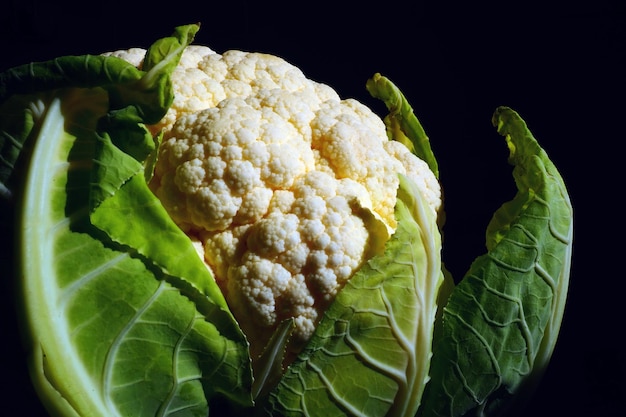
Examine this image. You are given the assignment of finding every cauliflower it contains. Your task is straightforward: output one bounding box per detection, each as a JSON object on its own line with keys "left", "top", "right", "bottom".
{"left": 110, "top": 45, "right": 441, "bottom": 358}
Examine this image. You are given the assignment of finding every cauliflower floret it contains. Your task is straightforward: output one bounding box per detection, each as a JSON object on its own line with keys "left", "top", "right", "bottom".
{"left": 129, "top": 45, "right": 340, "bottom": 135}
{"left": 153, "top": 96, "right": 317, "bottom": 232}
{"left": 219, "top": 171, "right": 373, "bottom": 357}
{"left": 125, "top": 46, "right": 443, "bottom": 358}
{"left": 101, "top": 47, "right": 147, "bottom": 67}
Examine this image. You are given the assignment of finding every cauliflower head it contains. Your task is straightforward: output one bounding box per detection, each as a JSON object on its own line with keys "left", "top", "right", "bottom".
{"left": 109, "top": 45, "right": 442, "bottom": 357}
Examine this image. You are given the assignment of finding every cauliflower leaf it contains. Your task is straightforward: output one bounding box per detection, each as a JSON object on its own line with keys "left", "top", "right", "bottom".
{"left": 418, "top": 107, "right": 573, "bottom": 417}
{"left": 366, "top": 73, "right": 439, "bottom": 179}
{"left": 2, "top": 24, "right": 253, "bottom": 417}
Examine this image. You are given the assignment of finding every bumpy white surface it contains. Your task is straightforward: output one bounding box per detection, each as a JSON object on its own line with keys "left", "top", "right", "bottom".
{"left": 108, "top": 45, "right": 442, "bottom": 356}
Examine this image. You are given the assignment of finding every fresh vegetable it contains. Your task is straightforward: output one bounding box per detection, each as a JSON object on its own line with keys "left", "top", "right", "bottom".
{"left": 132, "top": 45, "right": 442, "bottom": 362}
{"left": 1, "top": 24, "right": 573, "bottom": 417}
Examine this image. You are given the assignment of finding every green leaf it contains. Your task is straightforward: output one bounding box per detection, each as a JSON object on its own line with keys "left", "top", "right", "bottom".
{"left": 0, "top": 55, "right": 142, "bottom": 101}
{"left": 90, "top": 169, "right": 235, "bottom": 316}
{"left": 0, "top": 23, "right": 199, "bottom": 191}
{"left": 90, "top": 133, "right": 144, "bottom": 209}
{"left": 265, "top": 175, "right": 445, "bottom": 417}
{"left": 8, "top": 24, "right": 253, "bottom": 417}
{"left": 108, "top": 23, "right": 200, "bottom": 127}
{"left": 19, "top": 101, "right": 251, "bottom": 417}
{"left": 418, "top": 106, "right": 573, "bottom": 417}
{"left": 366, "top": 73, "right": 439, "bottom": 179}
{"left": 0, "top": 24, "right": 198, "bottom": 126}
{"left": 142, "top": 24, "right": 200, "bottom": 84}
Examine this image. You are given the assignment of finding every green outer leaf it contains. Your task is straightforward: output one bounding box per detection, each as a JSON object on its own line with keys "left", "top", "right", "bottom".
{"left": 0, "top": 24, "right": 199, "bottom": 195}
{"left": 0, "top": 55, "right": 142, "bottom": 102}
{"left": 142, "top": 23, "right": 200, "bottom": 88}
{"left": 11, "top": 24, "right": 253, "bottom": 417}
{"left": 265, "top": 175, "right": 445, "bottom": 417}
{"left": 489, "top": 107, "right": 573, "bottom": 405}
{"left": 19, "top": 83, "right": 251, "bottom": 417}
{"left": 19, "top": 97, "right": 251, "bottom": 416}
{"left": 0, "top": 54, "right": 141, "bottom": 198}
{"left": 20, "top": 97, "right": 111, "bottom": 416}
{"left": 366, "top": 73, "right": 439, "bottom": 178}
{"left": 0, "top": 24, "right": 198, "bottom": 125}
{"left": 418, "top": 106, "right": 573, "bottom": 417}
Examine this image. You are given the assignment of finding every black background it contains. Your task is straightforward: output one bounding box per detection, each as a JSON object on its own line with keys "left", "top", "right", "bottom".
{"left": 1, "top": 1, "right": 624, "bottom": 416}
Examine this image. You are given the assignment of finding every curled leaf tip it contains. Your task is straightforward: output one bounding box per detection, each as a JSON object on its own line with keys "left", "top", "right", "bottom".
{"left": 366, "top": 73, "right": 439, "bottom": 178}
